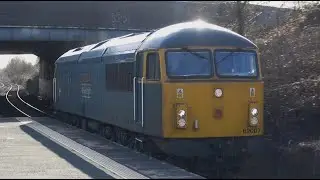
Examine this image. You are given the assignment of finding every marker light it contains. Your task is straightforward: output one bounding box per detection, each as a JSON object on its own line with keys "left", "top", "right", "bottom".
{"left": 251, "top": 108, "right": 258, "bottom": 116}
{"left": 215, "top": 89, "right": 223, "bottom": 98}
{"left": 178, "top": 110, "right": 186, "bottom": 117}
{"left": 250, "top": 117, "right": 258, "bottom": 126}
{"left": 194, "top": 120, "right": 199, "bottom": 129}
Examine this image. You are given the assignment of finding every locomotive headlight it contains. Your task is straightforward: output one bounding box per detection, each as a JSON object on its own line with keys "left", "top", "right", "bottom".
{"left": 178, "top": 118, "right": 187, "bottom": 128}
{"left": 250, "top": 116, "right": 258, "bottom": 126}
{"left": 251, "top": 108, "right": 258, "bottom": 116}
{"left": 215, "top": 88, "right": 223, "bottom": 98}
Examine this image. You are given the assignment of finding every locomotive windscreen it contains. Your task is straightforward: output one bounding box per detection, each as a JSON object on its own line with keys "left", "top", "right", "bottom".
{"left": 165, "top": 49, "right": 212, "bottom": 78}
{"left": 215, "top": 50, "right": 258, "bottom": 78}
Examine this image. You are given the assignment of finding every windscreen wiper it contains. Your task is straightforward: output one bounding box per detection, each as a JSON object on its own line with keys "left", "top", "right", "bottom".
{"left": 181, "top": 47, "right": 209, "bottom": 61}
{"left": 215, "top": 51, "right": 235, "bottom": 64}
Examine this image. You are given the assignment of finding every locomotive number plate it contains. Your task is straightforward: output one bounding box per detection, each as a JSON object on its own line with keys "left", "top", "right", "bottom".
{"left": 242, "top": 127, "right": 261, "bottom": 134}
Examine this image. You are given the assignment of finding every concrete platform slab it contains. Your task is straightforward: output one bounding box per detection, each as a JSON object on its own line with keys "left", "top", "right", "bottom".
{"left": 0, "top": 118, "right": 113, "bottom": 179}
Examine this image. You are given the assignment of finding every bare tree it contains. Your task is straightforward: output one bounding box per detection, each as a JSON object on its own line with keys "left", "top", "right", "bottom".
{"left": 229, "top": 2, "right": 320, "bottom": 177}
{"left": 236, "top": 1, "right": 248, "bottom": 35}
{"left": 3, "top": 56, "right": 39, "bottom": 86}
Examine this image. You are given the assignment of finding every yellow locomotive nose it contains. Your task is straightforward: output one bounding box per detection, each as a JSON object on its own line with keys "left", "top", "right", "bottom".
{"left": 163, "top": 82, "right": 264, "bottom": 138}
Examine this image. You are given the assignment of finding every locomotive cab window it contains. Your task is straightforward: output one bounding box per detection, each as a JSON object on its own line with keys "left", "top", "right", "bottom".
{"left": 215, "top": 50, "right": 259, "bottom": 78}
{"left": 146, "top": 52, "right": 160, "bottom": 80}
{"left": 165, "top": 49, "right": 212, "bottom": 79}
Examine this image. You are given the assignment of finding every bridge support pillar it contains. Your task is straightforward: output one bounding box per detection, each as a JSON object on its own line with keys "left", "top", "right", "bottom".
{"left": 38, "top": 57, "right": 54, "bottom": 101}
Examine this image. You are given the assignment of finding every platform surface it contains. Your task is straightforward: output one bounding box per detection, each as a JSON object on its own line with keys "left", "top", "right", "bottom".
{"left": 0, "top": 118, "right": 113, "bottom": 179}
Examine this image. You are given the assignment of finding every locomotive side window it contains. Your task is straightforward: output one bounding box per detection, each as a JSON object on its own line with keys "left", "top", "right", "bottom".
{"left": 146, "top": 53, "right": 160, "bottom": 80}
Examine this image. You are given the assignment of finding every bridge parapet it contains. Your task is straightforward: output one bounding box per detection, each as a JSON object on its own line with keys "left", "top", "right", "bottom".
{"left": 0, "top": 26, "right": 147, "bottom": 42}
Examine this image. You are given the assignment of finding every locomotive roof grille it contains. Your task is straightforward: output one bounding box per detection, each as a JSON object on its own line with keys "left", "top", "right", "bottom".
{"left": 73, "top": 47, "right": 83, "bottom": 52}
{"left": 91, "top": 40, "right": 110, "bottom": 50}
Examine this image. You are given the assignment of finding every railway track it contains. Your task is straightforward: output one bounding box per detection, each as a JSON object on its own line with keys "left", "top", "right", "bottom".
{"left": 5, "top": 84, "right": 51, "bottom": 118}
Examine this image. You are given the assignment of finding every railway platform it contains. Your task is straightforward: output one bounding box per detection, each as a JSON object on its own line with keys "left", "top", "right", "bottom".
{"left": 0, "top": 116, "right": 204, "bottom": 179}
{"left": 0, "top": 117, "right": 111, "bottom": 179}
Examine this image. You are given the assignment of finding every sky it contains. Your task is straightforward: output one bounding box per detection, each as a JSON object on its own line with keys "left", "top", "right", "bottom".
{"left": 182, "top": 1, "right": 318, "bottom": 8}
{"left": 249, "top": 1, "right": 318, "bottom": 8}
{"left": 0, "top": 1, "right": 317, "bottom": 69}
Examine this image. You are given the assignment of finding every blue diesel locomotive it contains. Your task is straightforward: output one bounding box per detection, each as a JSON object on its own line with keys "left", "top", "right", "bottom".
{"left": 53, "top": 20, "right": 263, "bottom": 160}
